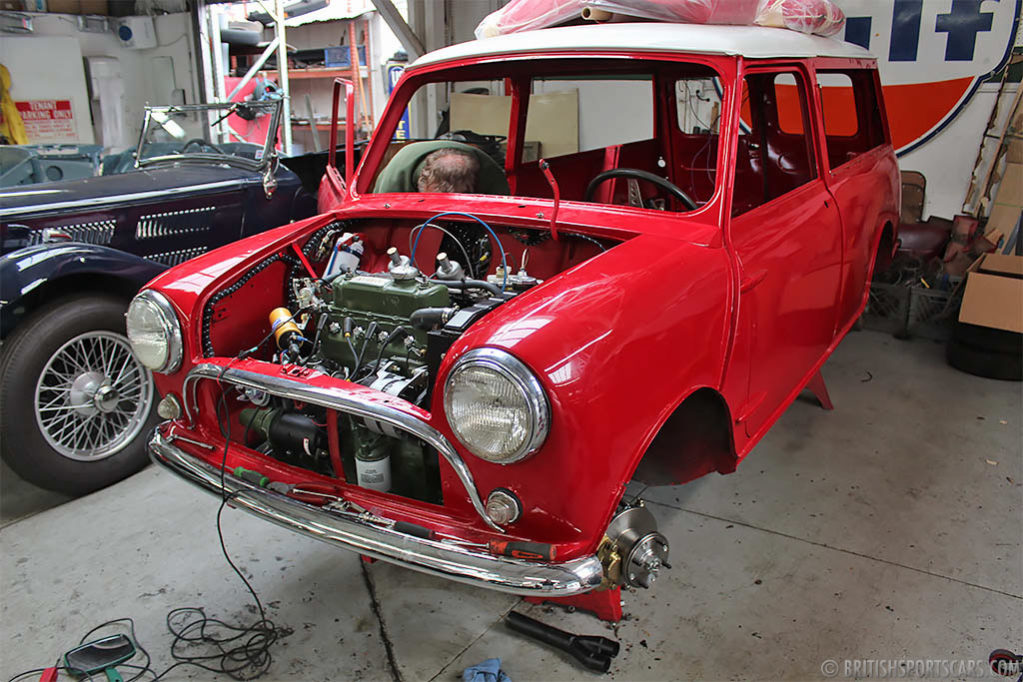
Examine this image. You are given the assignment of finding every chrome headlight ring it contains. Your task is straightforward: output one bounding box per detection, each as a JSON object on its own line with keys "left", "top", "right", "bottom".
{"left": 126, "top": 289, "right": 183, "bottom": 374}
{"left": 443, "top": 347, "right": 550, "bottom": 464}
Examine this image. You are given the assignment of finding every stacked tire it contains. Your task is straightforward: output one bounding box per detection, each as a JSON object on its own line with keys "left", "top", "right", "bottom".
{"left": 947, "top": 320, "right": 1022, "bottom": 381}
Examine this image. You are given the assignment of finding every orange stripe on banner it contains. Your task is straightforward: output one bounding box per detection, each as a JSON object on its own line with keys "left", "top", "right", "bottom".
{"left": 879, "top": 78, "right": 974, "bottom": 151}
{"left": 765, "top": 77, "right": 973, "bottom": 154}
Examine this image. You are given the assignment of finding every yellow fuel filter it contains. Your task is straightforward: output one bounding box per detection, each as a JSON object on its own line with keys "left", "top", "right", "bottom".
{"left": 269, "top": 307, "right": 301, "bottom": 350}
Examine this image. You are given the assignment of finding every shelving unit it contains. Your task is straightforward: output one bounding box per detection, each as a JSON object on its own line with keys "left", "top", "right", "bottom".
{"left": 257, "top": 19, "right": 375, "bottom": 152}
{"left": 198, "top": 2, "right": 377, "bottom": 155}
{"left": 267, "top": 66, "right": 369, "bottom": 80}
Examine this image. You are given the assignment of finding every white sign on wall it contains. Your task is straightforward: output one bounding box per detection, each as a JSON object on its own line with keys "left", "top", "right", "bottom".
{"left": 15, "top": 100, "right": 76, "bottom": 142}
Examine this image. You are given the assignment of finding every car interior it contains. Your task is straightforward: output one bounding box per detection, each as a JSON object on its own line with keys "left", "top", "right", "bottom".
{"left": 369, "top": 60, "right": 888, "bottom": 219}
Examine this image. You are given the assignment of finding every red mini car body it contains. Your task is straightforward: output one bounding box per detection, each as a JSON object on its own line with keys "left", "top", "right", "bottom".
{"left": 133, "top": 24, "right": 899, "bottom": 599}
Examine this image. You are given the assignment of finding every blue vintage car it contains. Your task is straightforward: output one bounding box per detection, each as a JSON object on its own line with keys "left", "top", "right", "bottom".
{"left": 0, "top": 99, "right": 335, "bottom": 495}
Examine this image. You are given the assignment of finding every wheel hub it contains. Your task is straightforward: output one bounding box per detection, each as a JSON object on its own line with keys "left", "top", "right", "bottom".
{"left": 93, "top": 384, "right": 120, "bottom": 414}
{"left": 69, "top": 371, "right": 106, "bottom": 418}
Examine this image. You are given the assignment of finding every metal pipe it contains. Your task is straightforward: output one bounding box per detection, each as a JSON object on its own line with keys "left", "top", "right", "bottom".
{"left": 207, "top": 5, "right": 228, "bottom": 144}
{"left": 226, "top": 37, "right": 280, "bottom": 102}
{"left": 274, "top": 0, "right": 292, "bottom": 155}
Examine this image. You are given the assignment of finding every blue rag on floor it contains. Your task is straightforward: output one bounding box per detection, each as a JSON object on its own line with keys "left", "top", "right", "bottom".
{"left": 462, "top": 657, "right": 511, "bottom": 682}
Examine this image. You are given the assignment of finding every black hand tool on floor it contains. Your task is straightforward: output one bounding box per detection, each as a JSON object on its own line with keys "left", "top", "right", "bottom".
{"left": 505, "top": 611, "right": 620, "bottom": 673}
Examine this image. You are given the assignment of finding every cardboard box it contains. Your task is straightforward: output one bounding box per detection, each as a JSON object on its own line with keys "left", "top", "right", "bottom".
{"left": 959, "top": 253, "right": 1023, "bottom": 333}
{"left": 987, "top": 161, "right": 1023, "bottom": 236}
{"left": 979, "top": 253, "right": 1023, "bottom": 277}
{"left": 1007, "top": 110, "right": 1023, "bottom": 164}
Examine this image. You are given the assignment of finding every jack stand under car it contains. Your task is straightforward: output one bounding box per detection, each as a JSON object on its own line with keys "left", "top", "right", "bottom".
{"left": 525, "top": 586, "right": 624, "bottom": 623}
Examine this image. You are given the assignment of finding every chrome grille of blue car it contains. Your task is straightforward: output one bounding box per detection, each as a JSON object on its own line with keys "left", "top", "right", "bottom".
{"left": 28, "top": 219, "right": 116, "bottom": 246}
{"left": 145, "top": 246, "right": 208, "bottom": 266}
{"left": 136, "top": 206, "right": 216, "bottom": 239}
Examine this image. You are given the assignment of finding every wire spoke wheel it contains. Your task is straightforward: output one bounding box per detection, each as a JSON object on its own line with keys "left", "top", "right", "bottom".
{"left": 34, "top": 331, "right": 154, "bottom": 462}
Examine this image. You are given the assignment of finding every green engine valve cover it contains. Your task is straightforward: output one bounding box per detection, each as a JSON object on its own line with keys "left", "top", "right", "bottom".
{"left": 323, "top": 274, "right": 450, "bottom": 369}
{"left": 333, "top": 274, "right": 449, "bottom": 317}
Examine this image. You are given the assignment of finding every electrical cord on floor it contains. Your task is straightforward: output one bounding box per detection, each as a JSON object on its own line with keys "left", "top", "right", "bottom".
{"left": 7, "top": 666, "right": 96, "bottom": 682}
{"left": 5, "top": 364, "right": 288, "bottom": 682}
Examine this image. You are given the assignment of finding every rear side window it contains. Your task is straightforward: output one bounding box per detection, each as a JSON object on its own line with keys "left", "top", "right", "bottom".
{"left": 816, "top": 70, "right": 886, "bottom": 169}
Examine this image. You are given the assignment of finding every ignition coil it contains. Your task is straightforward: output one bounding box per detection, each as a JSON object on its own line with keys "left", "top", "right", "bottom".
{"left": 269, "top": 307, "right": 310, "bottom": 361}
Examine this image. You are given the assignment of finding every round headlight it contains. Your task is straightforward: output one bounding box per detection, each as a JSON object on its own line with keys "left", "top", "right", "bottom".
{"left": 444, "top": 348, "right": 549, "bottom": 464}
{"left": 126, "top": 290, "right": 182, "bottom": 373}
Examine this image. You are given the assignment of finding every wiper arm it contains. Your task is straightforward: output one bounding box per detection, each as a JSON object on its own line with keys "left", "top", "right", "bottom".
{"left": 210, "top": 103, "right": 239, "bottom": 128}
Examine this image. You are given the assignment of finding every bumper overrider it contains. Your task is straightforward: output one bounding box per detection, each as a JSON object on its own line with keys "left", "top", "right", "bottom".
{"left": 148, "top": 361, "right": 605, "bottom": 597}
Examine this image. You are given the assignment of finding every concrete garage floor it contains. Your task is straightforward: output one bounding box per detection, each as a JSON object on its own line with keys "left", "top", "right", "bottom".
{"left": 1, "top": 330, "right": 1020, "bottom": 681}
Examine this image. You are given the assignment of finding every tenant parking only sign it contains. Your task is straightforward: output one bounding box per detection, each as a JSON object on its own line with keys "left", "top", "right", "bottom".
{"left": 15, "top": 99, "right": 76, "bottom": 143}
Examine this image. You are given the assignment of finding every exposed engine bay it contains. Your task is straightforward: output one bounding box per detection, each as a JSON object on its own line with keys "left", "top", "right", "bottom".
{"left": 202, "top": 215, "right": 621, "bottom": 506}
{"left": 188, "top": 214, "right": 671, "bottom": 588}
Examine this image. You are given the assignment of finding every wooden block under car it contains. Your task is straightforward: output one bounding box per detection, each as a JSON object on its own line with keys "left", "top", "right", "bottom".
{"left": 78, "top": 0, "right": 106, "bottom": 14}
{"left": 46, "top": 0, "right": 80, "bottom": 12}
{"left": 958, "top": 253, "right": 1023, "bottom": 333}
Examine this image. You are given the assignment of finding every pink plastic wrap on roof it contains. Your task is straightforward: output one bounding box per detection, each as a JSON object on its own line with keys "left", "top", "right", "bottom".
{"left": 474, "top": 0, "right": 846, "bottom": 39}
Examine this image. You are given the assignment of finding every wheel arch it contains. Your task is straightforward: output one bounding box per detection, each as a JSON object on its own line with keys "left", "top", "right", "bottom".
{"left": 629, "top": 386, "right": 738, "bottom": 487}
{"left": 873, "top": 218, "right": 897, "bottom": 274}
{"left": 1, "top": 273, "right": 143, "bottom": 340}
{"left": 1, "top": 245, "right": 166, "bottom": 340}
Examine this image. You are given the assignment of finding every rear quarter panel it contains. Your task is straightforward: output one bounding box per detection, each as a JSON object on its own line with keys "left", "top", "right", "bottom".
{"left": 829, "top": 146, "right": 900, "bottom": 329}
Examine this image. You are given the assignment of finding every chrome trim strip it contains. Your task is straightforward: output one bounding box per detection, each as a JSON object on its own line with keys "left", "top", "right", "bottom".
{"left": 182, "top": 362, "right": 504, "bottom": 532}
{"left": 0, "top": 180, "right": 256, "bottom": 219}
{"left": 150, "top": 431, "right": 603, "bottom": 596}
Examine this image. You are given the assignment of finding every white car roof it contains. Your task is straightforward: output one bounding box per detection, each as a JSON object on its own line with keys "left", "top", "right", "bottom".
{"left": 411, "top": 23, "right": 873, "bottom": 69}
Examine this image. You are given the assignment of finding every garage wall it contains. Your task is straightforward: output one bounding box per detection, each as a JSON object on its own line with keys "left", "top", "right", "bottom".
{"left": 0, "top": 36, "right": 94, "bottom": 144}
{"left": 1, "top": 12, "right": 199, "bottom": 151}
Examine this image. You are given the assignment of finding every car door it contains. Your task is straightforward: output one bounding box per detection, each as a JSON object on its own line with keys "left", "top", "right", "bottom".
{"left": 813, "top": 67, "right": 898, "bottom": 329}
{"left": 728, "top": 66, "right": 843, "bottom": 439}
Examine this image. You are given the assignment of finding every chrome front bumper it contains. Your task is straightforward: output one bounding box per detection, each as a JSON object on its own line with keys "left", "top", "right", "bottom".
{"left": 150, "top": 430, "right": 604, "bottom": 596}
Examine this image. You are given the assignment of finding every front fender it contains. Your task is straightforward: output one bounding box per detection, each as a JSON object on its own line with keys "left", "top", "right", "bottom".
{"left": 0, "top": 243, "right": 166, "bottom": 338}
{"left": 435, "top": 233, "right": 734, "bottom": 551}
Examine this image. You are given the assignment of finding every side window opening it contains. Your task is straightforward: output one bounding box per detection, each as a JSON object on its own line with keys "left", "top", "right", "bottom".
{"left": 816, "top": 69, "right": 887, "bottom": 169}
{"left": 364, "top": 60, "right": 723, "bottom": 214}
{"left": 732, "top": 71, "right": 818, "bottom": 217}
{"left": 674, "top": 76, "right": 722, "bottom": 205}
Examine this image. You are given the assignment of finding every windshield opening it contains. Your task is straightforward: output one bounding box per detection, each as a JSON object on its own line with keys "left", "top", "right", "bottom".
{"left": 137, "top": 101, "right": 281, "bottom": 167}
{"left": 365, "top": 59, "right": 724, "bottom": 214}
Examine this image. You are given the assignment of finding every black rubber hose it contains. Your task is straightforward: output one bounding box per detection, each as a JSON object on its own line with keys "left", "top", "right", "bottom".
{"left": 353, "top": 321, "right": 378, "bottom": 377}
{"left": 442, "top": 278, "right": 503, "bottom": 297}
{"left": 409, "top": 307, "right": 455, "bottom": 331}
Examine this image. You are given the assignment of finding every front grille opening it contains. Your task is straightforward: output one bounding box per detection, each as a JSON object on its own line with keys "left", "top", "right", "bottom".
{"left": 224, "top": 389, "right": 443, "bottom": 505}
